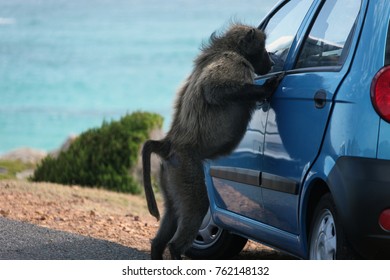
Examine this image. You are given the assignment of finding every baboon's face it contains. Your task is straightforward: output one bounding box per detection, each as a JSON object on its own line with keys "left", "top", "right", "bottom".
{"left": 249, "top": 49, "right": 273, "bottom": 76}
{"left": 241, "top": 28, "right": 273, "bottom": 76}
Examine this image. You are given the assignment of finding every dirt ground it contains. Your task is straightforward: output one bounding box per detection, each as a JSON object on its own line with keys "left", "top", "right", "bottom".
{"left": 0, "top": 179, "right": 293, "bottom": 259}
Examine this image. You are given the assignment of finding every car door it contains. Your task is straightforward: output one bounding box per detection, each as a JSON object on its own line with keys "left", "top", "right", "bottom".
{"left": 260, "top": 0, "right": 364, "bottom": 234}
{"left": 208, "top": 0, "right": 315, "bottom": 224}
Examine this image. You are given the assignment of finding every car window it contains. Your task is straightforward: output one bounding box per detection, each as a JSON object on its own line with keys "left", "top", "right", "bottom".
{"left": 264, "top": 0, "right": 314, "bottom": 73}
{"left": 295, "top": 0, "right": 362, "bottom": 69}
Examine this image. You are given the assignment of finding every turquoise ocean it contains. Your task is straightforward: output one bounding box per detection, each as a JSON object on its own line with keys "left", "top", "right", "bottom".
{"left": 0, "top": 0, "right": 274, "bottom": 154}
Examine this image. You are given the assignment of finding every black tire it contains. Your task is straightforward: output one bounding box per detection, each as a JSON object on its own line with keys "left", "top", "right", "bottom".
{"left": 185, "top": 208, "right": 247, "bottom": 259}
{"left": 308, "top": 193, "right": 357, "bottom": 259}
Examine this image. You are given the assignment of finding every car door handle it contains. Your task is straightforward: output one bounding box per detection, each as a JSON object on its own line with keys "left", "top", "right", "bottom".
{"left": 314, "top": 90, "right": 327, "bottom": 109}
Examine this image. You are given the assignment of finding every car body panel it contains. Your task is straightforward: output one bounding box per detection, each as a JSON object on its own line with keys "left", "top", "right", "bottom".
{"left": 205, "top": 0, "right": 390, "bottom": 259}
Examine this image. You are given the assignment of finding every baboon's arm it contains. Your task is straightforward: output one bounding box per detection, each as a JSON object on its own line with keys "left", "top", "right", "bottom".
{"left": 204, "top": 73, "right": 284, "bottom": 105}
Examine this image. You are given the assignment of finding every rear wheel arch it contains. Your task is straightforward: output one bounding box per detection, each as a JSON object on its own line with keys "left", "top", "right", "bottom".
{"left": 302, "top": 179, "right": 359, "bottom": 259}
{"left": 303, "top": 179, "right": 330, "bottom": 241}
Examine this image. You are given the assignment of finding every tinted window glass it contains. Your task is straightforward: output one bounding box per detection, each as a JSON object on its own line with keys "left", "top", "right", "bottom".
{"left": 264, "top": 0, "right": 314, "bottom": 72}
{"left": 295, "top": 0, "right": 361, "bottom": 69}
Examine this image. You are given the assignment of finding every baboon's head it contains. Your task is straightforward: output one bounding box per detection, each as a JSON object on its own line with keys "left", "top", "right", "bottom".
{"left": 204, "top": 24, "right": 274, "bottom": 76}
{"left": 234, "top": 26, "right": 273, "bottom": 76}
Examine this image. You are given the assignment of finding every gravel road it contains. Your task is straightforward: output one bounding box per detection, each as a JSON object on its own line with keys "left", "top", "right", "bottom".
{"left": 0, "top": 217, "right": 148, "bottom": 260}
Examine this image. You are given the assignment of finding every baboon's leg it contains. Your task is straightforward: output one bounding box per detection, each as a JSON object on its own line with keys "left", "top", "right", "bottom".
{"left": 151, "top": 162, "right": 178, "bottom": 260}
{"left": 167, "top": 155, "right": 209, "bottom": 260}
{"left": 151, "top": 204, "right": 177, "bottom": 259}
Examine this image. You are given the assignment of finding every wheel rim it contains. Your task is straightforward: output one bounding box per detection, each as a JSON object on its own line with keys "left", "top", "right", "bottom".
{"left": 310, "top": 209, "right": 337, "bottom": 260}
{"left": 192, "top": 208, "right": 223, "bottom": 249}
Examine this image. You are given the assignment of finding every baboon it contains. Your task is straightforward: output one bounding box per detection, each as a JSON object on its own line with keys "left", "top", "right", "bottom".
{"left": 142, "top": 23, "right": 283, "bottom": 259}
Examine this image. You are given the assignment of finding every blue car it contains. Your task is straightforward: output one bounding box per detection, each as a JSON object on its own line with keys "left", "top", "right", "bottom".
{"left": 186, "top": 0, "right": 390, "bottom": 260}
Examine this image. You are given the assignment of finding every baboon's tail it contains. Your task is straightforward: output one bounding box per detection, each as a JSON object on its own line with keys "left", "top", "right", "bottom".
{"left": 142, "top": 139, "right": 170, "bottom": 221}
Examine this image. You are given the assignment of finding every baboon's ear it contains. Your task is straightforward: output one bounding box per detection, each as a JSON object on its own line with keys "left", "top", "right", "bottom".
{"left": 239, "top": 28, "right": 256, "bottom": 49}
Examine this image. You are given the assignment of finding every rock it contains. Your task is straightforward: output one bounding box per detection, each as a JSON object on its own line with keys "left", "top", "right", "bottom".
{"left": 50, "top": 134, "right": 78, "bottom": 158}
{"left": 0, "top": 209, "right": 10, "bottom": 217}
{"left": 0, "top": 148, "right": 47, "bottom": 164}
{"left": 16, "top": 169, "right": 35, "bottom": 180}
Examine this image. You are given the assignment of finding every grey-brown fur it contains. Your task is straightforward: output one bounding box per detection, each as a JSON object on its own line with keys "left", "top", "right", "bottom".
{"left": 142, "top": 23, "right": 283, "bottom": 259}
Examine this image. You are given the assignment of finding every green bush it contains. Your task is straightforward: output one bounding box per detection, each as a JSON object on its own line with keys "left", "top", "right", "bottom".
{"left": 32, "top": 111, "right": 163, "bottom": 194}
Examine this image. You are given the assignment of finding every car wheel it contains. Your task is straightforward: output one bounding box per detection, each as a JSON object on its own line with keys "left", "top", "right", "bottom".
{"left": 185, "top": 208, "right": 247, "bottom": 259}
{"left": 309, "top": 193, "right": 357, "bottom": 259}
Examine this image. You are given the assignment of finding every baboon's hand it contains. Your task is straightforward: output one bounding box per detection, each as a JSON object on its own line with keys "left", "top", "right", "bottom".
{"left": 263, "top": 72, "right": 285, "bottom": 98}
